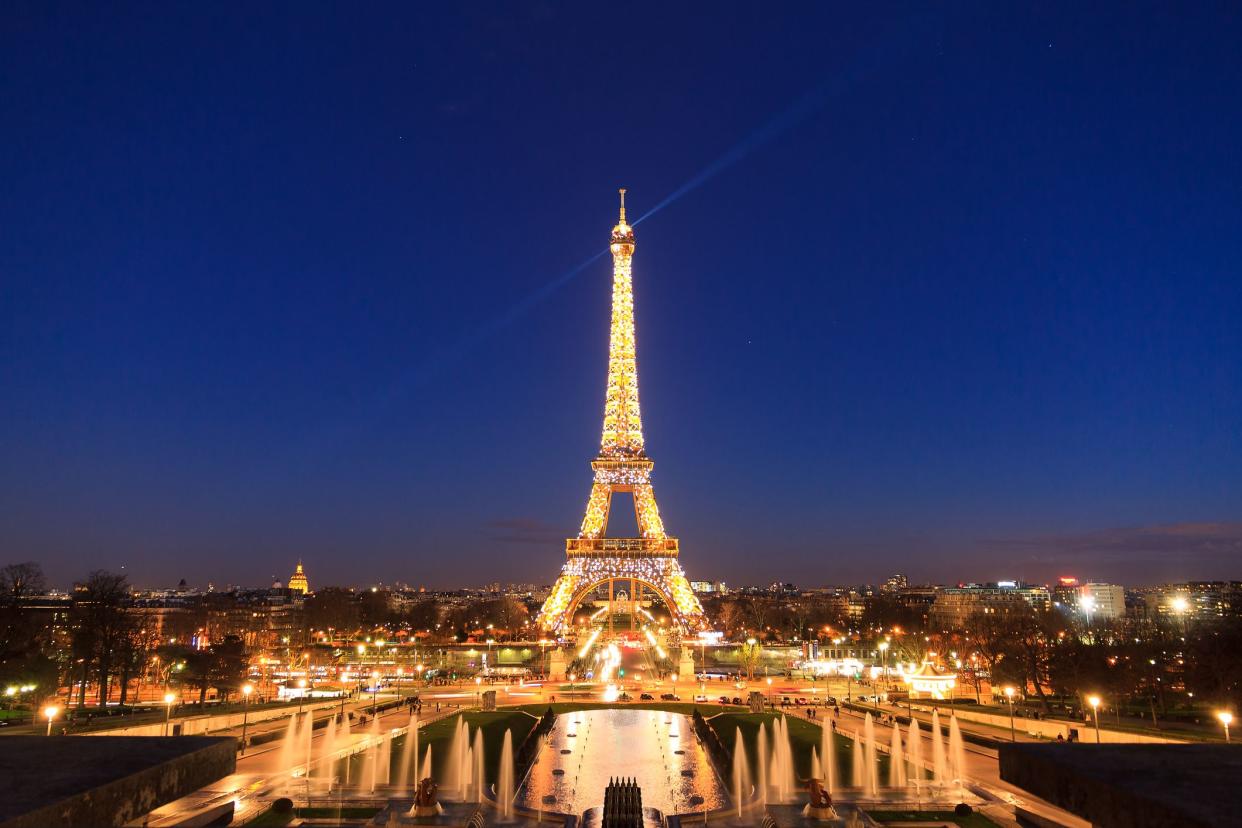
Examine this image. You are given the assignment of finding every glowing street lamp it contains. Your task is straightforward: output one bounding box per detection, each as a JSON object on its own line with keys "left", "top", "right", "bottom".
{"left": 766, "top": 676, "right": 773, "bottom": 708}
{"left": 163, "top": 692, "right": 177, "bottom": 736}
{"left": 240, "top": 684, "right": 254, "bottom": 754}
{"left": 372, "top": 671, "right": 381, "bottom": 715}
{"left": 43, "top": 705, "right": 59, "bottom": 736}
{"left": 1087, "top": 695, "right": 1102, "bottom": 744}
{"left": 1218, "top": 711, "right": 1233, "bottom": 743}
{"left": 1004, "top": 687, "right": 1016, "bottom": 741}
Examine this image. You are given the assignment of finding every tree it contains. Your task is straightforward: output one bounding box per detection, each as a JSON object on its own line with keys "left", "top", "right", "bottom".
{"left": 0, "top": 562, "right": 58, "bottom": 699}
{"left": 303, "top": 587, "right": 360, "bottom": 638}
{"left": 209, "top": 635, "right": 248, "bottom": 702}
{"left": 738, "top": 639, "right": 763, "bottom": 679}
{"left": 70, "top": 570, "right": 133, "bottom": 708}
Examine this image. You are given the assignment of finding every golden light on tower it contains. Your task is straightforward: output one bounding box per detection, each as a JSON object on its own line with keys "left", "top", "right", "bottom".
{"left": 536, "top": 191, "right": 706, "bottom": 634}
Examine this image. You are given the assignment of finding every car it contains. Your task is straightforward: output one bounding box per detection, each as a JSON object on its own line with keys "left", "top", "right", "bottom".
{"left": 660, "top": 693, "right": 680, "bottom": 701}
{"left": 796, "top": 697, "right": 807, "bottom": 705}
{"left": 826, "top": 696, "right": 837, "bottom": 705}
{"left": 718, "top": 695, "right": 731, "bottom": 704}
{"left": 732, "top": 696, "right": 743, "bottom": 705}
{"left": 617, "top": 693, "right": 632, "bottom": 702}
{"left": 640, "top": 693, "right": 654, "bottom": 701}
{"left": 693, "top": 694, "right": 709, "bottom": 703}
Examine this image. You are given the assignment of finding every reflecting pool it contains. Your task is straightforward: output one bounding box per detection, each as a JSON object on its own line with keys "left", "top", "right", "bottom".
{"left": 517, "top": 708, "right": 728, "bottom": 817}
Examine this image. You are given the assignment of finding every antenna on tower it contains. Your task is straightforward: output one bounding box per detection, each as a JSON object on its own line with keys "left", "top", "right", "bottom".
{"left": 618, "top": 188, "right": 627, "bottom": 223}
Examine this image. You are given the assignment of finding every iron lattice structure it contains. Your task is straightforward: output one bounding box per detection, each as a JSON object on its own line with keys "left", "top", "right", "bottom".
{"left": 536, "top": 191, "right": 706, "bottom": 634}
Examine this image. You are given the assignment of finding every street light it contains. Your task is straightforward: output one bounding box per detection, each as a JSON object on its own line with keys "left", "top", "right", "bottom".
{"left": 297, "top": 678, "right": 308, "bottom": 716}
{"left": 878, "top": 641, "right": 889, "bottom": 686}
{"left": 43, "top": 705, "right": 59, "bottom": 736}
{"left": 1217, "top": 711, "right": 1233, "bottom": 743}
{"left": 163, "top": 692, "right": 176, "bottom": 736}
{"left": 1004, "top": 687, "right": 1016, "bottom": 741}
{"left": 1087, "top": 695, "right": 1101, "bottom": 744}
{"left": 372, "top": 671, "right": 381, "bottom": 716}
{"left": 240, "top": 684, "right": 254, "bottom": 755}
{"left": 766, "top": 677, "right": 773, "bottom": 708}
{"left": 475, "top": 675, "right": 483, "bottom": 708}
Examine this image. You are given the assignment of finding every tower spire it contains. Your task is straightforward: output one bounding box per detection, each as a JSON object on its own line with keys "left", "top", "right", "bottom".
{"left": 618, "top": 188, "right": 627, "bottom": 223}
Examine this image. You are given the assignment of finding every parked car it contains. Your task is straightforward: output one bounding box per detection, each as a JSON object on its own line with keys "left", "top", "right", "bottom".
{"left": 660, "top": 693, "right": 680, "bottom": 701}
{"left": 731, "top": 696, "right": 743, "bottom": 705}
{"left": 693, "top": 694, "right": 708, "bottom": 703}
{"left": 617, "top": 693, "right": 632, "bottom": 702}
{"left": 718, "top": 695, "right": 732, "bottom": 704}
{"left": 640, "top": 693, "right": 654, "bottom": 701}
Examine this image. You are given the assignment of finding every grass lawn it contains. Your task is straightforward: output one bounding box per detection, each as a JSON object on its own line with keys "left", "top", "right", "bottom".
{"left": 867, "top": 809, "right": 999, "bottom": 826}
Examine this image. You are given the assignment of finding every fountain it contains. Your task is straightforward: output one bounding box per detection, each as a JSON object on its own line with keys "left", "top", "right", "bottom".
{"left": 820, "top": 722, "right": 838, "bottom": 795}
{"left": 907, "top": 720, "right": 923, "bottom": 783}
{"left": 811, "top": 747, "right": 821, "bottom": 781}
{"left": 930, "top": 711, "right": 947, "bottom": 784}
{"left": 301, "top": 712, "right": 314, "bottom": 777}
{"left": 443, "top": 717, "right": 468, "bottom": 800}
{"left": 948, "top": 714, "right": 966, "bottom": 786}
{"left": 756, "top": 723, "right": 769, "bottom": 806}
{"left": 770, "top": 716, "right": 796, "bottom": 802}
{"left": 421, "top": 744, "right": 433, "bottom": 781}
{"left": 399, "top": 715, "right": 419, "bottom": 789}
{"left": 472, "top": 727, "right": 485, "bottom": 804}
{"left": 862, "top": 714, "right": 878, "bottom": 796}
{"left": 888, "top": 722, "right": 906, "bottom": 788}
{"left": 276, "top": 712, "right": 299, "bottom": 776}
{"left": 318, "top": 715, "right": 338, "bottom": 790}
{"left": 732, "top": 727, "right": 751, "bottom": 818}
{"left": 854, "top": 729, "right": 864, "bottom": 789}
{"left": 498, "top": 729, "right": 515, "bottom": 819}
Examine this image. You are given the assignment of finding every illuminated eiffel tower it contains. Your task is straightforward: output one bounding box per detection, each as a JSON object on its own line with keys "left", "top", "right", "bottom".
{"left": 536, "top": 191, "right": 706, "bottom": 636}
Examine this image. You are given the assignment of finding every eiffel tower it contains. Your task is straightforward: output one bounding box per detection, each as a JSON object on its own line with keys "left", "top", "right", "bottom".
{"left": 535, "top": 191, "right": 706, "bottom": 636}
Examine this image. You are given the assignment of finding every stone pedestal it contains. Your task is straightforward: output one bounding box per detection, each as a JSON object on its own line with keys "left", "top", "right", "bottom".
{"left": 549, "top": 647, "right": 568, "bottom": 681}
{"left": 677, "top": 649, "right": 696, "bottom": 681}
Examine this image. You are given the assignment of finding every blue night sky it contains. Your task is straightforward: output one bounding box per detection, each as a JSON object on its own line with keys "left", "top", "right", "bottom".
{"left": 2, "top": 4, "right": 1240, "bottom": 590}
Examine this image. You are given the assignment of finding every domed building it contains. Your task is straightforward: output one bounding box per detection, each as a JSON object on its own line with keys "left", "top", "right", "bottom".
{"left": 288, "top": 561, "right": 309, "bottom": 595}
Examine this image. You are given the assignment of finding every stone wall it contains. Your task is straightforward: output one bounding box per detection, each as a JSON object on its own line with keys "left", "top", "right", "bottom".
{"left": 0, "top": 737, "right": 235, "bottom": 828}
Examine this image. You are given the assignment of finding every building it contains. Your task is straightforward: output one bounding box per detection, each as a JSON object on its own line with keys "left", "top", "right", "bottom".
{"left": 930, "top": 585, "right": 1034, "bottom": 630}
{"left": 1077, "top": 583, "right": 1126, "bottom": 621}
{"left": 288, "top": 561, "right": 309, "bottom": 595}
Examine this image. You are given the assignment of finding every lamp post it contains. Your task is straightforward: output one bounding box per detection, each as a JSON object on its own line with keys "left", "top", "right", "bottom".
{"left": 43, "top": 705, "right": 59, "bottom": 736}
{"left": 766, "top": 677, "right": 773, "bottom": 708}
{"left": 163, "top": 692, "right": 176, "bottom": 736}
{"left": 1217, "top": 711, "right": 1233, "bottom": 743}
{"left": 297, "top": 678, "right": 308, "bottom": 717}
{"left": 1004, "top": 687, "right": 1016, "bottom": 742}
{"left": 371, "top": 671, "right": 380, "bottom": 716}
{"left": 1088, "top": 695, "right": 1101, "bottom": 744}
{"left": 878, "top": 641, "right": 889, "bottom": 689}
{"left": 475, "top": 676, "right": 482, "bottom": 708}
{"left": 240, "top": 684, "right": 254, "bottom": 755}
{"left": 568, "top": 672, "right": 576, "bottom": 701}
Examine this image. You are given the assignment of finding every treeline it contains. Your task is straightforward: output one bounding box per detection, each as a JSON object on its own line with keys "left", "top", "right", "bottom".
{"left": 302, "top": 588, "right": 532, "bottom": 642}
{"left": 0, "top": 562, "right": 249, "bottom": 709}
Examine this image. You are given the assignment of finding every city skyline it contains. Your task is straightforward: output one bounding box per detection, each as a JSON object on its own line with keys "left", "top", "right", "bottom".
{"left": 4, "top": 5, "right": 1241, "bottom": 589}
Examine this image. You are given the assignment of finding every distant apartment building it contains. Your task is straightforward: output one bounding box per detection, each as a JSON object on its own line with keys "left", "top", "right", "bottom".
{"left": 929, "top": 583, "right": 1047, "bottom": 630}
{"left": 1144, "top": 582, "right": 1242, "bottom": 621}
{"left": 1078, "top": 583, "right": 1126, "bottom": 621}
{"left": 690, "top": 580, "right": 728, "bottom": 595}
